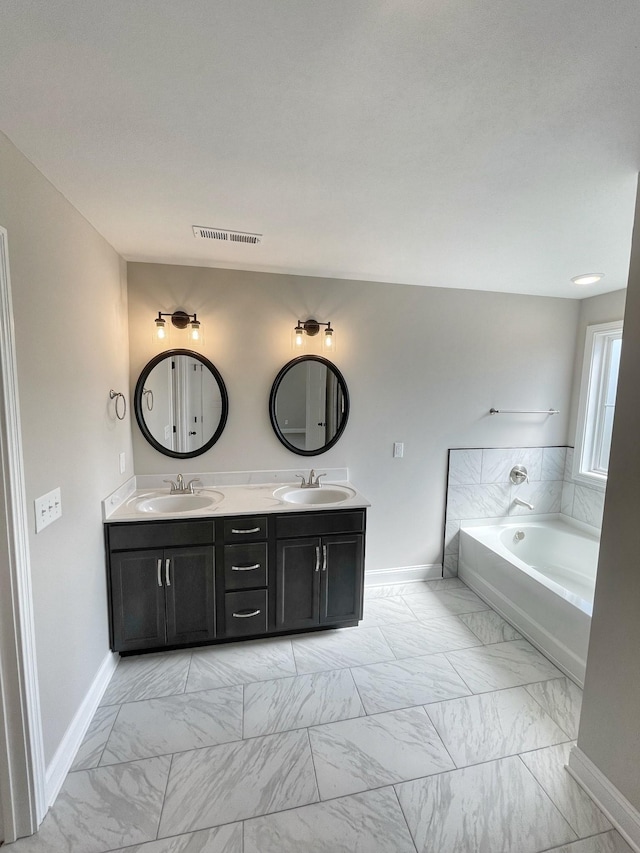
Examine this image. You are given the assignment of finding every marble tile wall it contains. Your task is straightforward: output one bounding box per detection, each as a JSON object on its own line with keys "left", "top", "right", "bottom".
{"left": 444, "top": 446, "right": 605, "bottom": 575}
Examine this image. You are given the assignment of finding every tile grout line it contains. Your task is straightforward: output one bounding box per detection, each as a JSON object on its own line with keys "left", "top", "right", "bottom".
{"left": 391, "top": 782, "right": 420, "bottom": 853}
{"left": 515, "top": 753, "right": 580, "bottom": 845}
{"left": 154, "top": 751, "right": 175, "bottom": 842}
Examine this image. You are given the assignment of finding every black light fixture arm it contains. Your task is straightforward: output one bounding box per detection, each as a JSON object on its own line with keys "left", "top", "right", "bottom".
{"left": 294, "top": 318, "right": 332, "bottom": 337}
{"left": 156, "top": 310, "right": 199, "bottom": 329}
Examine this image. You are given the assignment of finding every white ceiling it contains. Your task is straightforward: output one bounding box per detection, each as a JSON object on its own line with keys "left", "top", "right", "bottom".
{"left": 1, "top": 0, "right": 639, "bottom": 298}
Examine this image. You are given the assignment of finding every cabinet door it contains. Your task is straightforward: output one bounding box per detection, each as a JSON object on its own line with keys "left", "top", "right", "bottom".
{"left": 320, "top": 534, "right": 364, "bottom": 624}
{"left": 164, "top": 546, "right": 215, "bottom": 646}
{"left": 275, "top": 538, "right": 320, "bottom": 630}
{"left": 110, "top": 550, "right": 166, "bottom": 652}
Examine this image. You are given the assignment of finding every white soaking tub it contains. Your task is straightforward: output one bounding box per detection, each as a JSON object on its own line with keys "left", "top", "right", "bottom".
{"left": 458, "top": 516, "right": 600, "bottom": 686}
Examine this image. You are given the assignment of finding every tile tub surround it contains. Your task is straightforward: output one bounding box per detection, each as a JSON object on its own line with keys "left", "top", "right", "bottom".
{"left": 10, "top": 577, "right": 629, "bottom": 853}
{"left": 445, "top": 446, "right": 604, "bottom": 574}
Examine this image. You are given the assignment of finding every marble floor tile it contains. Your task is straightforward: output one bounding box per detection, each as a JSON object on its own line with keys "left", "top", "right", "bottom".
{"left": 309, "top": 706, "right": 454, "bottom": 799}
{"left": 243, "top": 786, "right": 417, "bottom": 853}
{"left": 291, "top": 626, "right": 395, "bottom": 674}
{"left": 445, "top": 639, "right": 563, "bottom": 692}
{"left": 244, "top": 668, "right": 363, "bottom": 738}
{"left": 358, "top": 596, "right": 418, "bottom": 627}
{"left": 364, "top": 578, "right": 464, "bottom": 598}
{"left": 158, "top": 729, "right": 318, "bottom": 836}
{"left": 426, "top": 686, "right": 569, "bottom": 766}
{"left": 520, "top": 742, "right": 612, "bottom": 837}
{"left": 70, "top": 704, "right": 119, "bottom": 771}
{"left": 396, "top": 754, "right": 576, "bottom": 853}
{"left": 7, "top": 757, "right": 171, "bottom": 853}
{"left": 186, "top": 637, "right": 296, "bottom": 691}
{"left": 525, "top": 677, "right": 583, "bottom": 739}
{"left": 545, "top": 832, "right": 634, "bottom": 853}
{"left": 108, "top": 823, "right": 243, "bottom": 852}
{"left": 100, "top": 651, "right": 191, "bottom": 706}
{"left": 403, "top": 587, "right": 490, "bottom": 619}
{"left": 350, "top": 653, "right": 471, "bottom": 714}
{"left": 458, "top": 609, "right": 522, "bottom": 644}
{"left": 380, "top": 615, "right": 482, "bottom": 659}
{"left": 100, "top": 686, "right": 243, "bottom": 765}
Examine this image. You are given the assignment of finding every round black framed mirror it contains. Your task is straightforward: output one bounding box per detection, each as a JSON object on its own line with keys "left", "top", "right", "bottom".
{"left": 134, "top": 349, "right": 229, "bottom": 459}
{"left": 269, "top": 355, "right": 350, "bottom": 456}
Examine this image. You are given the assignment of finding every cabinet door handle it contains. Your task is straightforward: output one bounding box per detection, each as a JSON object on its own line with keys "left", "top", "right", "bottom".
{"left": 165, "top": 558, "right": 171, "bottom": 587}
{"left": 231, "top": 563, "right": 261, "bottom": 572}
{"left": 232, "top": 609, "right": 261, "bottom": 618}
{"left": 322, "top": 544, "right": 327, "bottom": 571}
{"left": 231, "top": 527, "right": 261, "bottom": 535}
{"left": 315, "top": 546, "right": 321, "bottom": 572}
{"left": 157, "top": 559, "right": 163, "bottom": 587}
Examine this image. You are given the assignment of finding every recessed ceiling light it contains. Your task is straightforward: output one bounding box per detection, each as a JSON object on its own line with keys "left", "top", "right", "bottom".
{"left": 571, "top": 273, "right": 604, "bottom": 286}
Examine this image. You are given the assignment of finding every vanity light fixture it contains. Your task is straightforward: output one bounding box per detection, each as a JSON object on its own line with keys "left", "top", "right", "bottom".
{"left": 571, "top": 273, "right": 604, "bottom": 286}
{"left": 154, "top": 310, "right": 202, "bottom": 343}
{"left": 293, "top": 318, "right": 335, "bottom": 352}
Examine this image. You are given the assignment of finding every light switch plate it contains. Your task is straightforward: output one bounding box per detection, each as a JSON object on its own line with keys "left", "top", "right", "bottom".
{"left": 35, "top": 487, "right": 62, "bottom": 533}
{"left": 393, "top": 442, "right": 404, "bottom": 458}
{"left": 119, "top": 452, "right": 126, "bottom": 474}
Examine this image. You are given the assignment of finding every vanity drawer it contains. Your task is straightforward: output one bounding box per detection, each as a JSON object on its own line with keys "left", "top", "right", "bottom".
{"left": 223, "top": 543, "right": 268, "bottom": 590}
{"left": 108, "top": 521, "right": 215, "bottom": 551}
{"left": 224, "top": 590, "right": 268, "bottom": 637}
{"left": 222, "top": 516, "right": 268, "bottom": 542}
{"left": 275, "top": 510, "right": 365, "bottom": 539}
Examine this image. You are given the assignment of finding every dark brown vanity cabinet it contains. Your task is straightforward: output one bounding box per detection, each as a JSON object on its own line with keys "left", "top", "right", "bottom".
{"left": 106, "top": 521, "right": 215, "bottom": 653}
{"left": 106, "top": 508, "right": 366, "bottom": 654}
{"left": 275, "top": 511, "right": 365, "bottom": 631}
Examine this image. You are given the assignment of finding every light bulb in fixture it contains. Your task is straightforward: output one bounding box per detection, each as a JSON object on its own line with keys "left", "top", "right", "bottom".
{"left": 324, "top": 324, "right": 334, "bottom": 347}
{"left": 190, "top": 318, "right": 201, "bottom": 341}
{"left": 294, "top": 322, "right": 305, "bottom": 348}
{"left": 155, "top": 317, "right": 167, "bottom": 340}
{"left": 571, "top": 273, "right": 604, "bottom": 286}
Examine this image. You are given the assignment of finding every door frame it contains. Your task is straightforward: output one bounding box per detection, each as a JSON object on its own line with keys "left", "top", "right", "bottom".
{"left": 0, "top": 226, "right": 46, "bottom": 840}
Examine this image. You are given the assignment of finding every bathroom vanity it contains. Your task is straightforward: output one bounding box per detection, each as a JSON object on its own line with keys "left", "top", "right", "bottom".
{"left": 104, "top": 481, "right": 367, "bottom": 654}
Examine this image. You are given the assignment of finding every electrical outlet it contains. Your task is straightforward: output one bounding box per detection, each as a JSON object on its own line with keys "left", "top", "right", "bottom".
{"left": 119, "top": 451, "right": 126, "bottom": 474}
{"left": 393, "top": 442, "right": 404, "bottom": 458}
{"left": 34, "top": 487, "right": 62, "bottom": 533}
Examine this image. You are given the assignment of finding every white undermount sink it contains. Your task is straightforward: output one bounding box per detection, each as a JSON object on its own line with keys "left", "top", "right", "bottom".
{"left": 137, "top": 491, "right": 223, "bottom": 514}
{"left": 273, "top": 485, "right": 356, "bottom": 505}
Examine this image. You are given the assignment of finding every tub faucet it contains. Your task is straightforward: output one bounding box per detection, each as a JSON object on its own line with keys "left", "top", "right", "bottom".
{"left": 513, "top": 497, "right": 534, "bottom": 511}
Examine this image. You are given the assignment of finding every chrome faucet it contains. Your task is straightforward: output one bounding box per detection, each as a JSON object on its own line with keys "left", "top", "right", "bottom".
{"left": 163, "top": 474, "right": 202, "bottom": 494}
{"left": 295, "top": 469, "right": 327, "bottom": 489}
{"left": 513, "top": 497, "right": 534, "bottom": 511}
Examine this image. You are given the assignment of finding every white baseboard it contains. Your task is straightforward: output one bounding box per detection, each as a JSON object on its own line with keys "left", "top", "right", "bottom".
{"left": 567, "top": 746, "right": 640, "bottom": 852}
{"left": 44, "top": 651, "right": 118, "bottom": 807}
{"left": 364, "top": 563, "right": 442, "bottom": 587}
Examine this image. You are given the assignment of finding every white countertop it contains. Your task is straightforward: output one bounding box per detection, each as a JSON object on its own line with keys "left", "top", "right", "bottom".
{"left": 104, "top": 470, "right": 369, "bottom": 523}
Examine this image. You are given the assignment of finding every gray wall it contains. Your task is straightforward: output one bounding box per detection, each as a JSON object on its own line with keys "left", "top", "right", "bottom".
{"left": 128, "top": 263, "right": 578, "bottom": 573}
{"left": 0, "top": 131, "right": 132, "bottom": 764}
{"left": 577, "top": 197, "right": 640, "bottom": 810}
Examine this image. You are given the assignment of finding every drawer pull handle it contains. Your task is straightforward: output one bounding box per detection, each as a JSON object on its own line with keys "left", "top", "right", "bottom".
{"left": 232, "top": 609, "right": 261, "bottom": 618}
{"left": 231, "top": 527, "right": 261, "bottom": 534}
{"left": 157, "top": 559, "right": 163, "bottom": 587}
{"left": 165, "top": 558, "right": 171, "bottom": 587}
{"left": 315, "top": 546, "right": 321, "bottom": 573}
{"left": 322, "top": 544, "right": 327, "bottom": 571}
{"left": 231, "top": 564, "right": 261, "bottom": 572}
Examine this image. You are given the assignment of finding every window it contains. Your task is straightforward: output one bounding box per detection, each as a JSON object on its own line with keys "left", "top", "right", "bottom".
{"left": 573, "top": 321, "right": 623, "bottom": 488}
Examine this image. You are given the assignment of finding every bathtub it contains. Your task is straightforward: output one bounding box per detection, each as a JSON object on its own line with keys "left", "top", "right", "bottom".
{"left": 458, "top": 516, "right": 600, "bottom": 686}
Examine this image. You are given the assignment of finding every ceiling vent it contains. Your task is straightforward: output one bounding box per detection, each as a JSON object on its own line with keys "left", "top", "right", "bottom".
{"left": 192, "top": 226, "right": 262, "bottom": 245}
